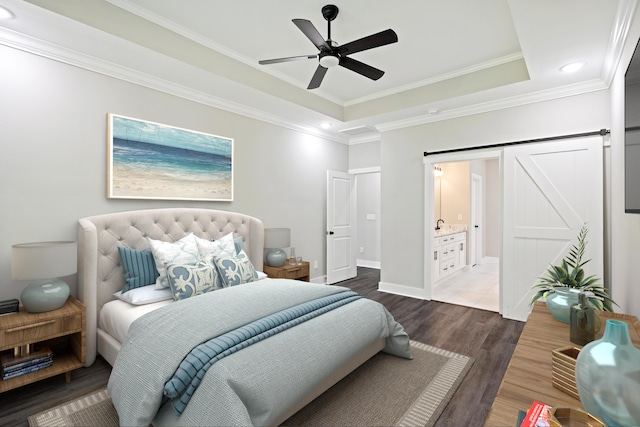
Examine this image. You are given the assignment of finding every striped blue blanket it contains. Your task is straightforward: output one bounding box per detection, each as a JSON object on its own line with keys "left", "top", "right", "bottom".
{"left": 164, "top": 290, "right": 362, "bottom": 415}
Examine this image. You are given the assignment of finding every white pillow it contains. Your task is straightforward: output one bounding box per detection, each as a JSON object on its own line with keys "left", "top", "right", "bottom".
{"left": 148, "top": 234, "right": 199, "bottom": 289}
{"left": 194, "top": 232, "right": 236, "bottom": 258}
{"left": 114, "top": 285, "right": 173, "bottom": 305}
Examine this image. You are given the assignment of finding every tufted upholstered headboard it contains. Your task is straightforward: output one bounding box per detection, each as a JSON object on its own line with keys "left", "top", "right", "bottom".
{"left": 77, "top": 208, "right": 264, "bottom": 366}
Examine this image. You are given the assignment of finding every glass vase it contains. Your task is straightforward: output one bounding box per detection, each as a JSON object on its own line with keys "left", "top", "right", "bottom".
{"left": 569, "top": 291, "right": 600, "bottom": 346}
{"left": 575, "top": 319, "right": 640, "bottom": 426}
{"left": 545, "top": 288, "right": 580, "bottom": 323}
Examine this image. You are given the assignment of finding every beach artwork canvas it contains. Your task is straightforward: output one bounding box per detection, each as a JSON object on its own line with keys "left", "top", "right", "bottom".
{"left": 107, "top": 114, "right": 233, "bottom": 201}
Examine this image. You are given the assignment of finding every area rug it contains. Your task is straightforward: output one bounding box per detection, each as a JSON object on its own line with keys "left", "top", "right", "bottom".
{"left": 28, "top": 341, "right": 473, "bottom": 427}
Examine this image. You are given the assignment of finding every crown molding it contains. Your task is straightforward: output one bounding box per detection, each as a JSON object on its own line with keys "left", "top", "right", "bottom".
{"left": 0, "top": 23, "right": 349, "bottom": 145}
{"left": 601, "top": 0, "right": 639, "bottom": 87}
{"left": 375, "top": 78, "right": 609, "bottom": 133}
{"left": 2, "top": 0, "right": 633, "bottom": 146}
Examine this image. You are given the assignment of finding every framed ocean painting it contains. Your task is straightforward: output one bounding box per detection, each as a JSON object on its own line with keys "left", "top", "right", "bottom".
{"left": 107, "top": 114, "right": 233, "bottom": 201}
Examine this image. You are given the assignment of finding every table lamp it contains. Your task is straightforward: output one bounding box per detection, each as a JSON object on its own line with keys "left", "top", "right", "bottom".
{"left": 11, "top": 241, "right": 77, "bottom": 313}
{"left": 264, "top": 228, "right": 290, "bottom": 267}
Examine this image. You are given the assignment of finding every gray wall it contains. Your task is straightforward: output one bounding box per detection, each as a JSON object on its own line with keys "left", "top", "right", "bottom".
{"left": 378, "top": 90, "right": 612, "bottom": 303}
{"left": 0, "top": 44, "right": 348, "bottom": 300}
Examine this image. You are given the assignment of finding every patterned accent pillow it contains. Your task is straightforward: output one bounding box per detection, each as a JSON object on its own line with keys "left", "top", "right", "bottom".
{"left": 213, "top": 248, "right": 259, "bottom": 287}
{"left": 166, "top": 255, "right": 225, "bottom": 301}
{"left": 148, "top": 234, "right": 199, "bottom": 289}
{"left": 194, "top": 232, "right": 236, "bottom": 258}
{"left": 117, "top": 247, "right": 160, "bottom": 293}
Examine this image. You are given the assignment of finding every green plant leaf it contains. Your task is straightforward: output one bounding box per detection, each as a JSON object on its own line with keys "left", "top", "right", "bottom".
{"left": 529, "top": 223, "right": 618, "bottom": 311}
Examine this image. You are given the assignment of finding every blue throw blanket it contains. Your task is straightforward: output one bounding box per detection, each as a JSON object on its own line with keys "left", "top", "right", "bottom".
{"left": 164, "top": 290, "right": 362, "bottom": 415}
{"left": 108, "top": 280, "right": 411, "bottom": 427}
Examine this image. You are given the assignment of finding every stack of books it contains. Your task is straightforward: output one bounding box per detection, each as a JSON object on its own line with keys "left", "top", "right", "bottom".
{"left": 1, "top": 346, "right": 53, "bottom": 380}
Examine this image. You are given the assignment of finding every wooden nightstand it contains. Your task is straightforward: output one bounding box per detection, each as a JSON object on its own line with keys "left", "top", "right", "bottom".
{"left": 264, "top": 261, "right": 310, "bottom": 282}
{"left": 0, "top": 296, "right": 85, "bottom": 393}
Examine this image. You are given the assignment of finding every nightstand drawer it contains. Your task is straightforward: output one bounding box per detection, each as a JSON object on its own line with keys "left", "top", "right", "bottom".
{"left": 280, "top": 265, "right": 309, "bottom": 279}
{"left": 263, "top": 261, "right": 310, "bottom": 282}
{"left": 0, "top": 313, "right": 82, "bottom": 349}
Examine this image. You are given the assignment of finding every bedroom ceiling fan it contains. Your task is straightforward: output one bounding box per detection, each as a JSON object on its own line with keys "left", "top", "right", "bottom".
{"left": 259, "top": 4, "right": 398, "bottom": 90}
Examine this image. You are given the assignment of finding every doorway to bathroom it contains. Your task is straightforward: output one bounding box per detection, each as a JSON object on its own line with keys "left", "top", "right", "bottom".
{"left": 430, "top": 155, "right": 501, "bottom": 312}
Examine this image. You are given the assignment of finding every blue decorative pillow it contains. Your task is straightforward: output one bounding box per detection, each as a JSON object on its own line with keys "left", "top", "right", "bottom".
{"left": 234, "top": 237, "right": 244, "bottom": 254}
{"left": 118, "top": 247, "right": 160, "bottom": 293}
{"left": 165, "top": 255, "right": 225, "bottom": 301}
{"left": 213, "top": 248, "right": 259, "bottom": 287}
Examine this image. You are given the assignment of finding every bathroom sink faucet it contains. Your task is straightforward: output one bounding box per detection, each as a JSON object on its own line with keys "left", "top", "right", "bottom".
{"left": 436, "top": 219, "right": 444, "bottom": 230}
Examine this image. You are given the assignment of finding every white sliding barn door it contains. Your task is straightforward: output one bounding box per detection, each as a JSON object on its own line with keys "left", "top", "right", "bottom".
{"left": 502, "top": 136, "right": 603, "bottom": 321}
{"left": 326, "top": 170, "right": 357, "bottom": 284}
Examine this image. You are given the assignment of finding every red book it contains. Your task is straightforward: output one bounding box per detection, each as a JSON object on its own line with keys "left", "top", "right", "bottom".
{"left": 520, "top": 401, "right": 552, "bottom": 427}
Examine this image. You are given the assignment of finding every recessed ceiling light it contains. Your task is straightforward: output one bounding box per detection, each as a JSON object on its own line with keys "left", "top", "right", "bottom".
{"left": 0, "top": 6, "right": 14, "bottom": 19}
{"left": 320, "top": 122, "right": 332, "bottom": 129}
{"left": 560, "top": 62, "right": 585, "bottom": 73}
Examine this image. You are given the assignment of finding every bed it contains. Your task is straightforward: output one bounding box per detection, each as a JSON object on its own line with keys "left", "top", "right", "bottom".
{"left": 77, "top": 208, "right": 411, "bottom": 426}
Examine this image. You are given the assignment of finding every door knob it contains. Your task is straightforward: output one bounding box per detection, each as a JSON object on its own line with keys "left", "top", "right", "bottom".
{"left": 474, "top": 225, "right": 479, "bottom": 228}
{"left": 326, "top": 231, "right": 334, "bottom": 235}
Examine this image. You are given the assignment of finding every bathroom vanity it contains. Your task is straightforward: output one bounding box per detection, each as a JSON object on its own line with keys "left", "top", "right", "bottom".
{"left": 432, "top": 229, "right": 467, "bottom": 282}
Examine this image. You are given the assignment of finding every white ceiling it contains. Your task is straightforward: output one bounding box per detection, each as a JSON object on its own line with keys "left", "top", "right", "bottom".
{"left": 2, "top": 0, "right": 636, "bottom": 142}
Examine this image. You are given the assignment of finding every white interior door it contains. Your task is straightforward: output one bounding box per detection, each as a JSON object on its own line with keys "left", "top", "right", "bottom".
{"left": 326, "top": 170, "right": 357, "bottom": 284}
{"left": 502, "top": 136, "right": 603, "bottom": 321}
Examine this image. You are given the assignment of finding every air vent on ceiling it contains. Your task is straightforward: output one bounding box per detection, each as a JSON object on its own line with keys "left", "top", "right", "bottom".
{"left": 338, "top": 126, "right": 376, "bottom": 136}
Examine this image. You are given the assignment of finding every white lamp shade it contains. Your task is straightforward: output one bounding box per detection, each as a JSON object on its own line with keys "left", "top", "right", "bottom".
{"left": 264, "top": 228, "right": 290, "bottom": 249}
{"left": 12, "top": 241, "right": 77, "bottom": 280}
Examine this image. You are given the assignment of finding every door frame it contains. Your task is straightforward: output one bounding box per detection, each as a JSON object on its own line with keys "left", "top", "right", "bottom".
{"left": 470, "top": 173, "right": 483, "bottom": 266}
{"left": 349, "top": 166, "right": 382, "bottom": 270}
{"left": 423, "top": 149, "right": 502, "bottom": 302}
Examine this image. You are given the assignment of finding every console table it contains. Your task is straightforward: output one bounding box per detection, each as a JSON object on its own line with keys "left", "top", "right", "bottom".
{"left": 485, "top": 301, "right": 640, "bottom": 426}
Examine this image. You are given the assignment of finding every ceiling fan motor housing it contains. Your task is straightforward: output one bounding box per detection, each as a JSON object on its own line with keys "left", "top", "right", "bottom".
{"left": 322, "top": 5, "right": 339, "bottom": 21}
{"left": 319, "top": 51, "right": 340, "bottom": 68}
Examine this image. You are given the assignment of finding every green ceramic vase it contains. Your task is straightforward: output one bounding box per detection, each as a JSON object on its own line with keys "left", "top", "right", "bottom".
{"left": 575, "top": 319, "right": 640, "bottom": 426}
{"left": 545, "top": 288, "right": 580, "bottom": 323}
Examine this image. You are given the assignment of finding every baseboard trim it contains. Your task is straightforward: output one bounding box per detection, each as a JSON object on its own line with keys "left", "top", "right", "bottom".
{"left": 357, "top": 259, "right": 381, "bottom": 269}
{"left": 378, "top": 281, "right": 429, "bottom": 300}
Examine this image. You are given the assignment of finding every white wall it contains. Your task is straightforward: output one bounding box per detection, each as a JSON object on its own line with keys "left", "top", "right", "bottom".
{"left": 0, "top": 44, "right": 348, "bottom": 301}
{"left": 485, "top": 158, "right": 501, "bottom": 257}
{"left": 379, "top": 90, "right": 612, "bottom": 305}
{"left": 609, "top": 9, "right": 640, "bottom": 318}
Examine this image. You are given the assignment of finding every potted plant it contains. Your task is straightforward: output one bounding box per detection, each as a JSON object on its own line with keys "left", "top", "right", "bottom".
{"left": 530, "top": 225, "right": 617, "bottom": 322}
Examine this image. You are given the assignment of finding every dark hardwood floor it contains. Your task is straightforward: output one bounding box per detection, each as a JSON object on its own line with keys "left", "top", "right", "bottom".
{"left": 0, "top": 267, "right": 523, "bottom": 427}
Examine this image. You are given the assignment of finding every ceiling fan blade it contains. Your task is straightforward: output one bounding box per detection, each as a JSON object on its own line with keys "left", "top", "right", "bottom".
{"left": 339, "top": 57, "right": 385, "bottom": 80}
{"left": 293, "top": 19, "right": 331, "bottom": 51}
{"left": 307, "top": 65, "right": 328, "bottom": 89}
{"left": 259, "top": 54, "right": 318, "bottom": 65}
{"left": 336, "top": 29, "right": 398, "bottom": 56}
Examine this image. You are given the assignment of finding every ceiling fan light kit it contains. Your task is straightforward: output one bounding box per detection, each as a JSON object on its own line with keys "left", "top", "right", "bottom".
{"left": 259, "top": 4, "right": 398, "bottom": 90}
